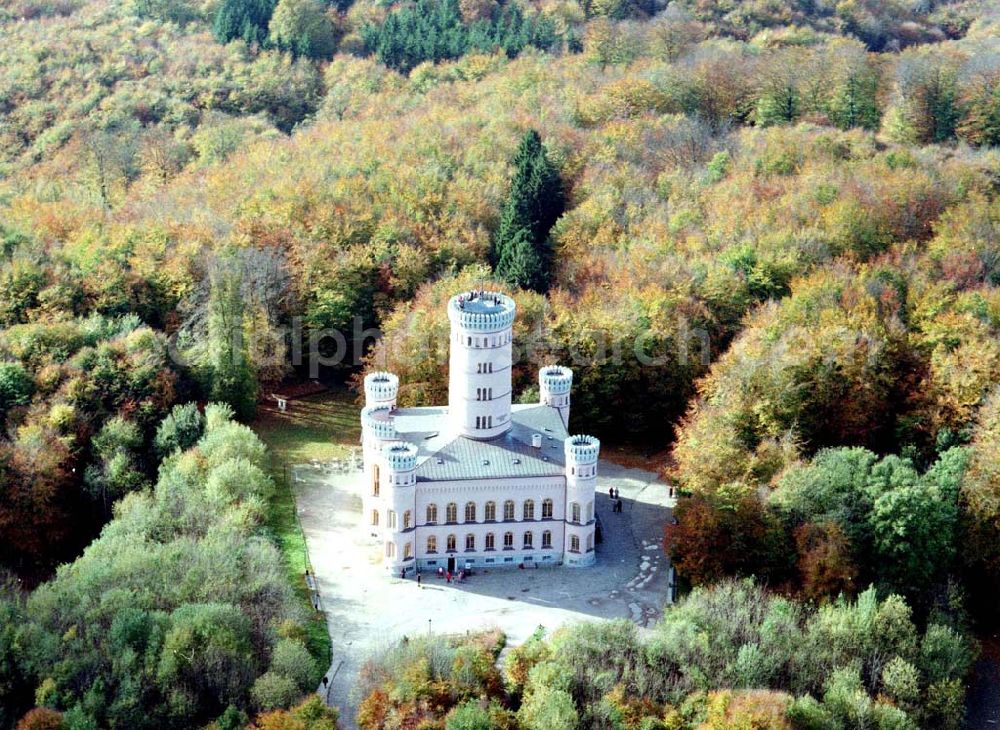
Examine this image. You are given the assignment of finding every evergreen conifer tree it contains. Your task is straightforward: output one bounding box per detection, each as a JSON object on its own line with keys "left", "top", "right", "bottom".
{"left": 213, "top": 0, "right": 277, "bottom": 46}
{"left": 828, "top": 69, "right": 880, "bottom": 130}
{"left": 493, "top": 130, "right": 564, "bottom": 292}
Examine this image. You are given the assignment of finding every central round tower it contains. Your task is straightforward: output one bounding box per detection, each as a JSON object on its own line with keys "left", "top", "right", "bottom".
{"left": 447, "top": 290, "right": 515, "bottom": 440}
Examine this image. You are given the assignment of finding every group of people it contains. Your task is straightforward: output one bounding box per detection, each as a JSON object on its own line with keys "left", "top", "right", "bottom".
{"left": 399, "top": 568, "right": 465, "bottom": 586}
{"left": 431, "top": 566, "right": 466, "bottom": 583}
{"left": 609, "top": 486, "right": 624, "bottom": 513}
{"left": 402, "top": 566, "right": 470, "bottom": 585}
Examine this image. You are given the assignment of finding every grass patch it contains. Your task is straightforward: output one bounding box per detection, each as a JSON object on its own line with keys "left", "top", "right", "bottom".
{"left": 253, "top": 389, "right": 361, "bottom": 673}
{"left": 254, "top": 388, "right": 361, "bottom": 462}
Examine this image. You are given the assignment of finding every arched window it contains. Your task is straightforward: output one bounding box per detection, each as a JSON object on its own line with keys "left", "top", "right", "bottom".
{"left": 446, "top": 502, "right": 457, "bottom": 523}
{"left": 571, "top": 502, "right": 581, "bottom": 524}
{"left": 386, "top": 542, "right": 395, "bottom": 558}
{"left": 446, "top": 534, "right": 457, "bottom": 552}
{"left": 387, "top": 510, "right": 397, "bottom": 529}
{"left": 523, "top": 500, "right": 535, "bottom": 520}
{"left": 585, "top": 502, "right": 593, "bottom": 523}
{"left": 403, "top": 510, "right": 412, "bottom": 529}
{"left": 485, "top": 501, "right": 496, "bottom": 521}
{"left": 426, "top": 503, "right": 438, "bottom": 524}
{"left": 503, "top": 500, "right": 515, "bottom": 521}
{"left": 523, "top": 531, "right": 533, "bottom": 548}
{"left": 542, "top": 499, "right": 553, "bottom": 519}
{"left": 372, "top": 464, "right": 380, "bottom": 497}
{"left": 371, "top": 510, "right": 379, "bottom": 526}
{"left": 465, "top": 501, "right": 476, "bottom": 523}
{"left": 503, "top": 532, "right": 514, "bottom": 549}
{"left": 485, "top": 532, "right": 495, "bottom": 550}
{"left": 542, "top": 530, "right": 552, "bottom": 548}
{"left": 465, "top": 534, "right": 475, "bottom": 551}
{"left": 586, "top": 533, "right": 594, "bottom": 552}
{"left": 570, "top": 535, "right": 580, "bottom": 553}
{"left": 404, "top": 542, "right": 413, "bottom": 560}
{"left": 427, "top": 535, "right": 437, "bottom": 553}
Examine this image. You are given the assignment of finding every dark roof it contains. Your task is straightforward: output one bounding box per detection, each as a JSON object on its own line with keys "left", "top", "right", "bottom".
{"left": 390, "top": 404, "right": 569, "bottom": 481}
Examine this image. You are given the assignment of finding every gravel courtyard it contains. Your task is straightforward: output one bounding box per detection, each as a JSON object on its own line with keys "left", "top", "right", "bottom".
{"left": 293, "top": 460, "right": 674, "bottom": 727}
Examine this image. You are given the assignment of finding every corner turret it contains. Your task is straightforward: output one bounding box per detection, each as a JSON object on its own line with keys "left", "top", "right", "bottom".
{"left": 380, "top": 442, "right": 418, "bottom": 575}
{"left": 364, "top": 371, "right": 399, "bottom": 410}
{"left": 539, "top": 365, "right": 573, "bottom": 428}
{"left": 563, "top": 434, "right": 599, "bottom": 567}
{"left": 361, "top": 405, "right": 396, "bottom": 546}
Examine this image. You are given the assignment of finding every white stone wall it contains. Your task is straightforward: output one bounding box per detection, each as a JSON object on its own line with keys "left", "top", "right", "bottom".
{"left": 410, "top": 476, "right": 569, "bottom": 570}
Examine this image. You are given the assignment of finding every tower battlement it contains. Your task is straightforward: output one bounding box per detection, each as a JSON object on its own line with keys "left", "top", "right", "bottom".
{"left": 565, "top": 434, "right": 600, "bottom": 464}
{"left": 540, "top": 364, "right": 573, "bottom": 428}
{"left": 361, "top": 405, "right": 396, "bottom": 441}
{"left": 381, "top": 441, "right": 418, "bottom": 472}
{"left": 447, "top": 291, "right": 516, "bottom": 332}
{"left": 539, "top": 365, "right": 573, "bottom": 395}
{"left": 364, "top": 371, "right": 399, "bottom": 408}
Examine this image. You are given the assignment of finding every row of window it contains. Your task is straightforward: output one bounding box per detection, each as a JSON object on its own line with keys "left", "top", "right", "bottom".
{"left": 429, "top": 499, "right": 551, "bottom": 524}
{"left": 424, "top": 531, "right": 594, "bottom": 554}
{"left": 371, "top": 509, "right": 413, "bottom": 529}
{"left": 386, "top": 532, "right": 594, "bottom": 562}
{"left": 370, "top": 463, "right": 414, "bottom": 495}
{"left": 475, "top": 415, "right": 494, "bottom": 429}
{"left": 476, "top": 362, "right": 495, "bottom": 374}
{"left": 459, "top": 332, "right": 511, "bottom": 348}
{"left": 475, "top": 387, "right": 494, "bottom": 401}
{"left": 427, "top": 500, "right": 592, "bottom": 524}
{"left": 385, "top": 542, "right": 414, "bottom": 560}
{"left": 373, "top": 500, "right": 595, "bottom": 529}
{"left": 428, "top": 530, "right": 553, "bottom": 552}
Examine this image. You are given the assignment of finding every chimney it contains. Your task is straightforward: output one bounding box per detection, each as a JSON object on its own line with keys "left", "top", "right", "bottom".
{"left": 531, "top": 433, "right": 542, "bottom": 449}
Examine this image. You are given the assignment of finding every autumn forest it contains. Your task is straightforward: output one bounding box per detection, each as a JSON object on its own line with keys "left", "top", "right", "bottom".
{"left": 1, "top": 0, "right": 1000, "bottom": 727}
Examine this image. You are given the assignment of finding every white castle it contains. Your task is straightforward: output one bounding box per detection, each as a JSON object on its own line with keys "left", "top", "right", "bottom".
{"left": 360, "top": 290, "right": 599, "bottom": 575}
